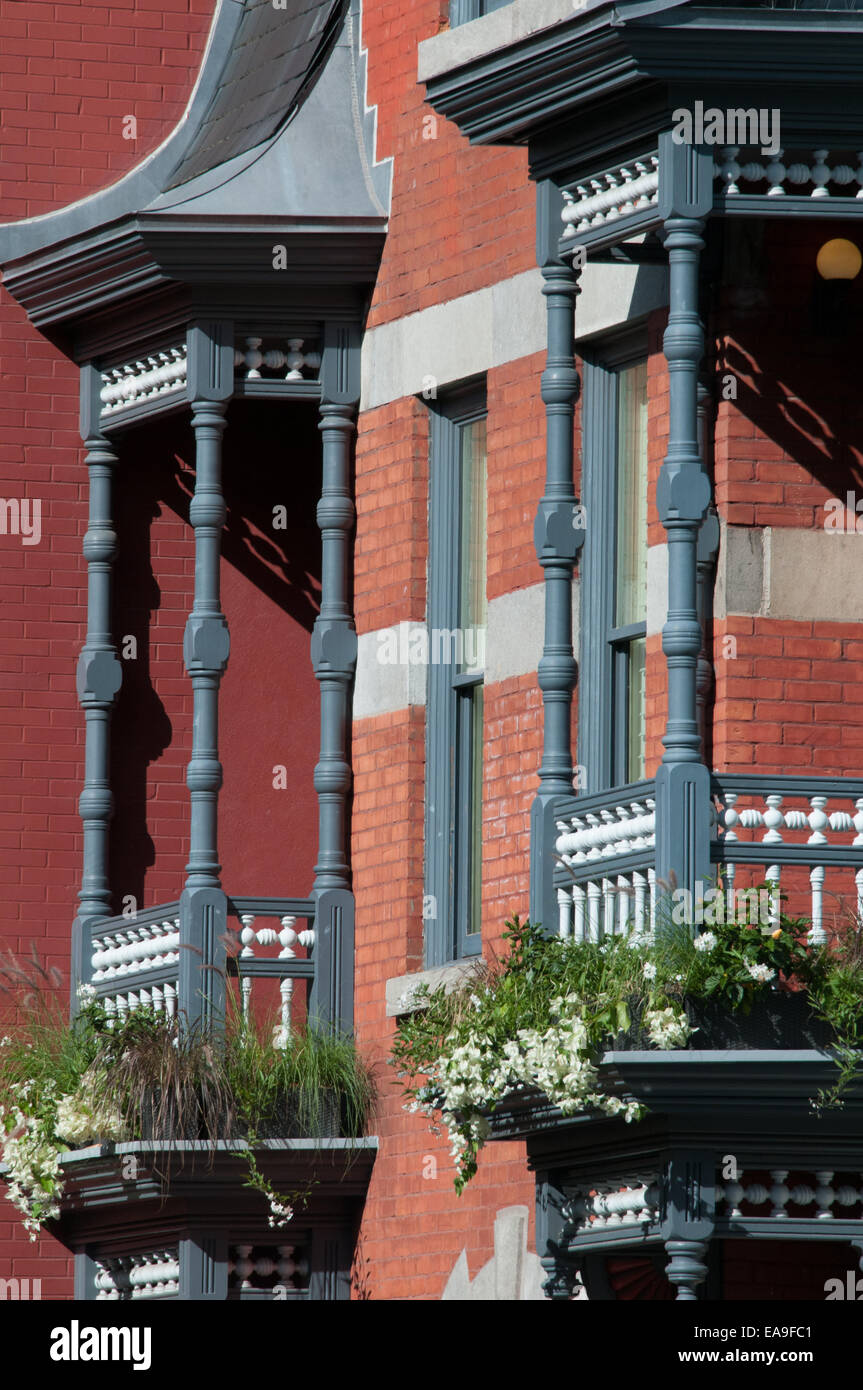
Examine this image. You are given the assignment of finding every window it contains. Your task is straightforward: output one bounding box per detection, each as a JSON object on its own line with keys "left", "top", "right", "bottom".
{"left": 450, "top": 0, "right": 512, "bottom": 27}
{"left": 579, "top": 342, "right": 649, "bottom": 792}
{"left": 426, "top": 389, "right": 487, "bottom": 965}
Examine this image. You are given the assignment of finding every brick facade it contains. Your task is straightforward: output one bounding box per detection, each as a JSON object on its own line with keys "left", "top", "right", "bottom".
{"left": 1, "top": 0, "right": 861, "bottom": 1303}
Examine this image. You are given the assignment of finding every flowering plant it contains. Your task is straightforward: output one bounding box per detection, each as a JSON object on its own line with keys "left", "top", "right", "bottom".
{"left": 0, "top": 957, "right": 375, "bottom": 1240}
{"left": 391, "top": 905, "right": 835, "bottom": 1193}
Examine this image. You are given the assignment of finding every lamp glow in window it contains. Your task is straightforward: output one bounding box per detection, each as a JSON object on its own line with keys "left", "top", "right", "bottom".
{"left": 816, "top": 238, "right": 862, "bottom": 281}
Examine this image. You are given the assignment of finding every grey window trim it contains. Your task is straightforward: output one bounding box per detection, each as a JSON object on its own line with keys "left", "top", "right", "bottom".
{"left": 450, "top": 0, "right": 512, "bottom": 27}
{"left": 578, "top": 329, "right": 649, "bottom": 794}
{"left": 425, "top": 382, "right": 487, "bottom": 967}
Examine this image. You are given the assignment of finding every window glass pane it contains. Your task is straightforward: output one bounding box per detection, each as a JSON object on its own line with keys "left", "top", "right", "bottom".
{"left": 614, "top": 360, "right": 648, "bottom": 629}
{"left": 459, "top": 418, "right": 487, "bottom": 669}
{"left": 626, "top": 636, "right": 647, "bottom": 783}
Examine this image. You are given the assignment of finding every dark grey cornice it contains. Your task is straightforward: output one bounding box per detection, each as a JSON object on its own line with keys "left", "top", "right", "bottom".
{"left": 422, "top": 1, "right": 863, "bottom": 165}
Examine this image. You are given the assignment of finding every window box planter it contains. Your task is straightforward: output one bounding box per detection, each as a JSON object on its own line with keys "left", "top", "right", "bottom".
{"left": 611, "top": 991, "right": 833, "bottom": 1051}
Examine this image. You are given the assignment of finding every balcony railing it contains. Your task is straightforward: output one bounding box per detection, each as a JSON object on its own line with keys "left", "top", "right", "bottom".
{"left": 552, "top": 774, "right": 863, "bottom": 944}
{"left": 83, "top": 895, "right": 316, "bottom": 1034}
{"left": 554, "top": 780, "right": 656, "bottom": 941}
{"left": 712, "top": 775, "right": 863, "bottom": 945}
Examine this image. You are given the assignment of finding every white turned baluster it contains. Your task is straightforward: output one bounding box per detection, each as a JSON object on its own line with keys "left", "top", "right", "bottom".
{"left": 856, "top": 868, "right": 863, "bottom": 925}
{"left": 725, "top": 1176, "right": 745, "bottom": 1218}
{"left": 815, "top": 1171, "right": 835, "bottom": 1218}
{"left": 632, "top": 870, "right": 647, "bottom": 940}
{"left": 809, "top": 865, "right": 826, "bottom": 946}
{"left": 718, "top": 146, "right": 742, "bottom": 195}
{"left": 770, "top": 1170, "right": 790, "bottom": 1218}
{"left": 240, "top": 913, "right": 256, "bottom": 1018}
{"left": 722, "top": 792, "right": 739, "bottom": 841}
{"left": 766, "top": 864, "right": 781, "bottom": 929}
{"left": 763, "top": 794, "right": 784, "bottom": 843}
{"left": 808, "top": 795, "right": 829, "bottom": 845}
{"left": 602, "top": 877, "right": 614, "bottom": 938}
{"left": 558, "top": 887, "right": 573, "bottom": 939}
{"left": 244, "top": 338, "right": 263, "bottom": 378}
{"left": 765, "top": 149, "right": 786, "bottom": 194}
{"left": 811, "top": 149, "right": 831, "bottom": 197}
{"left": 164, "top": 981, "right": 176, "bottom": 1019}
{"left": 648, "top": 867, "right": 657, "bottom": 941}
{"left": 617, "top": 875, "right": 630, "bottom": 937}
{"left": 278, "top": 977, "right": 293, "bottom": 1046}
{"left": 573, "top": 884, "right": 586, "bottom": 942}
{"left": 587, "top": 881, "right": 601, "bottom": 943}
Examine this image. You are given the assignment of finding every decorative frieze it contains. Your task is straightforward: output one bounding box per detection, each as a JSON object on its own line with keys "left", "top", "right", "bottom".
{"left": 561, "top": 156, "right": 659, "bottom": 236}
{"left": 228, "top": 1244, "right": 309, "bottom": 1293}
{"left": 556, "top": 799, "right": 656, "bottom": 861}
{"left": 715, "top": 783, "right": 863, "bottom": 944}
{"left": 716, "top": 1168, "right": 863, "bottom": 1221}
{"left": 95, "top": 1250, "right": 180, "bottom": 1300}
{"left": 90, "top": 917, "right": 181, "bottom": 983}
{"left": 555, "top": 796, "right": 657, "bottom": 941}
{"left": 234, "top": 336, "right": 321, "bottom": 381}
{"left": 715, "top": 147, "right": 863, "bottom": 198}
{"left": 557, "top": 869, "right": 657, "bottom": 944}
{"left": 566, "top": 1178, "right": 661, "bottom": 1233}
{"left": 101, "top": 982, "right": 177, "bottom": 1021}
{"left": 238, "top": 912, "right": 315, "bottom": 1034}
{"left": 100, "top": 346, "right": 187, "bottom": 417}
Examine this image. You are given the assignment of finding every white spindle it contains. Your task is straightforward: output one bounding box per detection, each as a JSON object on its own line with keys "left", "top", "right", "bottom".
{"left": 809, "top": 865, "right": 826, "bottom": 946}
{"left": 573, "top": 884, "right": 586, "bottom": 942}
{"left": 558, "top": 887, "right": 573, "bottom": 939}
{"left": 587, "top": 881, "right": 601, "bottom": 943}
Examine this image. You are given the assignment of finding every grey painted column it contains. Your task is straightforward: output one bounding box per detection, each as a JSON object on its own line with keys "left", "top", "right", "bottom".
{"left": 530, "top": 181, "right": 584, "bottom": 934}
{"left": 654, "top": 136, "right": 714, "bottom": 909}
{"left": 662, "top": 1150, "right": 714, "bottom": 1301}
{"left": 71, "top": 364, "right": 123, "bottom": 1004}
{"left": 179, "top": 321, "right": 234, "bottom": 1029}
{"left": 309, "top": 322, "right": 359, "bottom": 1034}
{"left": 695, "top": 382, "right": 720, "bottom": 762}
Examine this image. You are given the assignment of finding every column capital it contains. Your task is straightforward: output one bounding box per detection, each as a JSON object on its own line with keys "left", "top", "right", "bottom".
{"left": 186, "top": 320, "right": 235, "bottom": 402}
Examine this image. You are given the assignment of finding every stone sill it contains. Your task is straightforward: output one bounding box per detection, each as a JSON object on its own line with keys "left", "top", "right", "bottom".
{"left": 385, "top": 959, "right": 484, "bottom": 1017}
{"left": 418, "top": 0, "right": 580, "bottom": 85}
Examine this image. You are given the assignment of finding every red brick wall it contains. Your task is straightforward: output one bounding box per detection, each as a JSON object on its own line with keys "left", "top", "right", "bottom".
{"left": 0, "top": 0, "right": 213, "bottom": 1300}
{"left": 0, "top": 0, "right": 211, "bottom": 221}
{"left": 711, "top": 218, "right": 863, "bottom": 784}
{"left": 363, "top": 0, "right": 535, "bottom": 329}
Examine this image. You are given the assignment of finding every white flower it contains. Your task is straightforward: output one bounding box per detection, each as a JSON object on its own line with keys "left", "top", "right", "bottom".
{"left": 643, "top": 962, "right": 657, "bottom": 981}
{"left": 54, "top": 1068, "right": 126, "bottom": 1147}
{"left": 645, "top": 1006, "right": 693, "bottom": 1050}
{"left": 694, "top": 931, "right": 718, "bottom": 953}
{"left": 747, "top": 962, "right": 775, "bottom": 983}
{"left": 0, "top": 1036, "right": 11, "bottom": 1048}
{"left": 75, "top": 982, "right": 96, "bottom": 1004}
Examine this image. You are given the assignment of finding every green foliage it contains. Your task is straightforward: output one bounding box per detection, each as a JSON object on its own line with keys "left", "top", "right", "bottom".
{"left": 392, "top": 904, "right": 863, "bottom": 1194}
{"left": 0, "top": 958, "right": 376, "bottom": 1239}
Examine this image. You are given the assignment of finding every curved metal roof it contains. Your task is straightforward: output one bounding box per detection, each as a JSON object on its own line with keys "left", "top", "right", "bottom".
{"left": 0, "top": 0, "right": 389, "bottom": 268}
